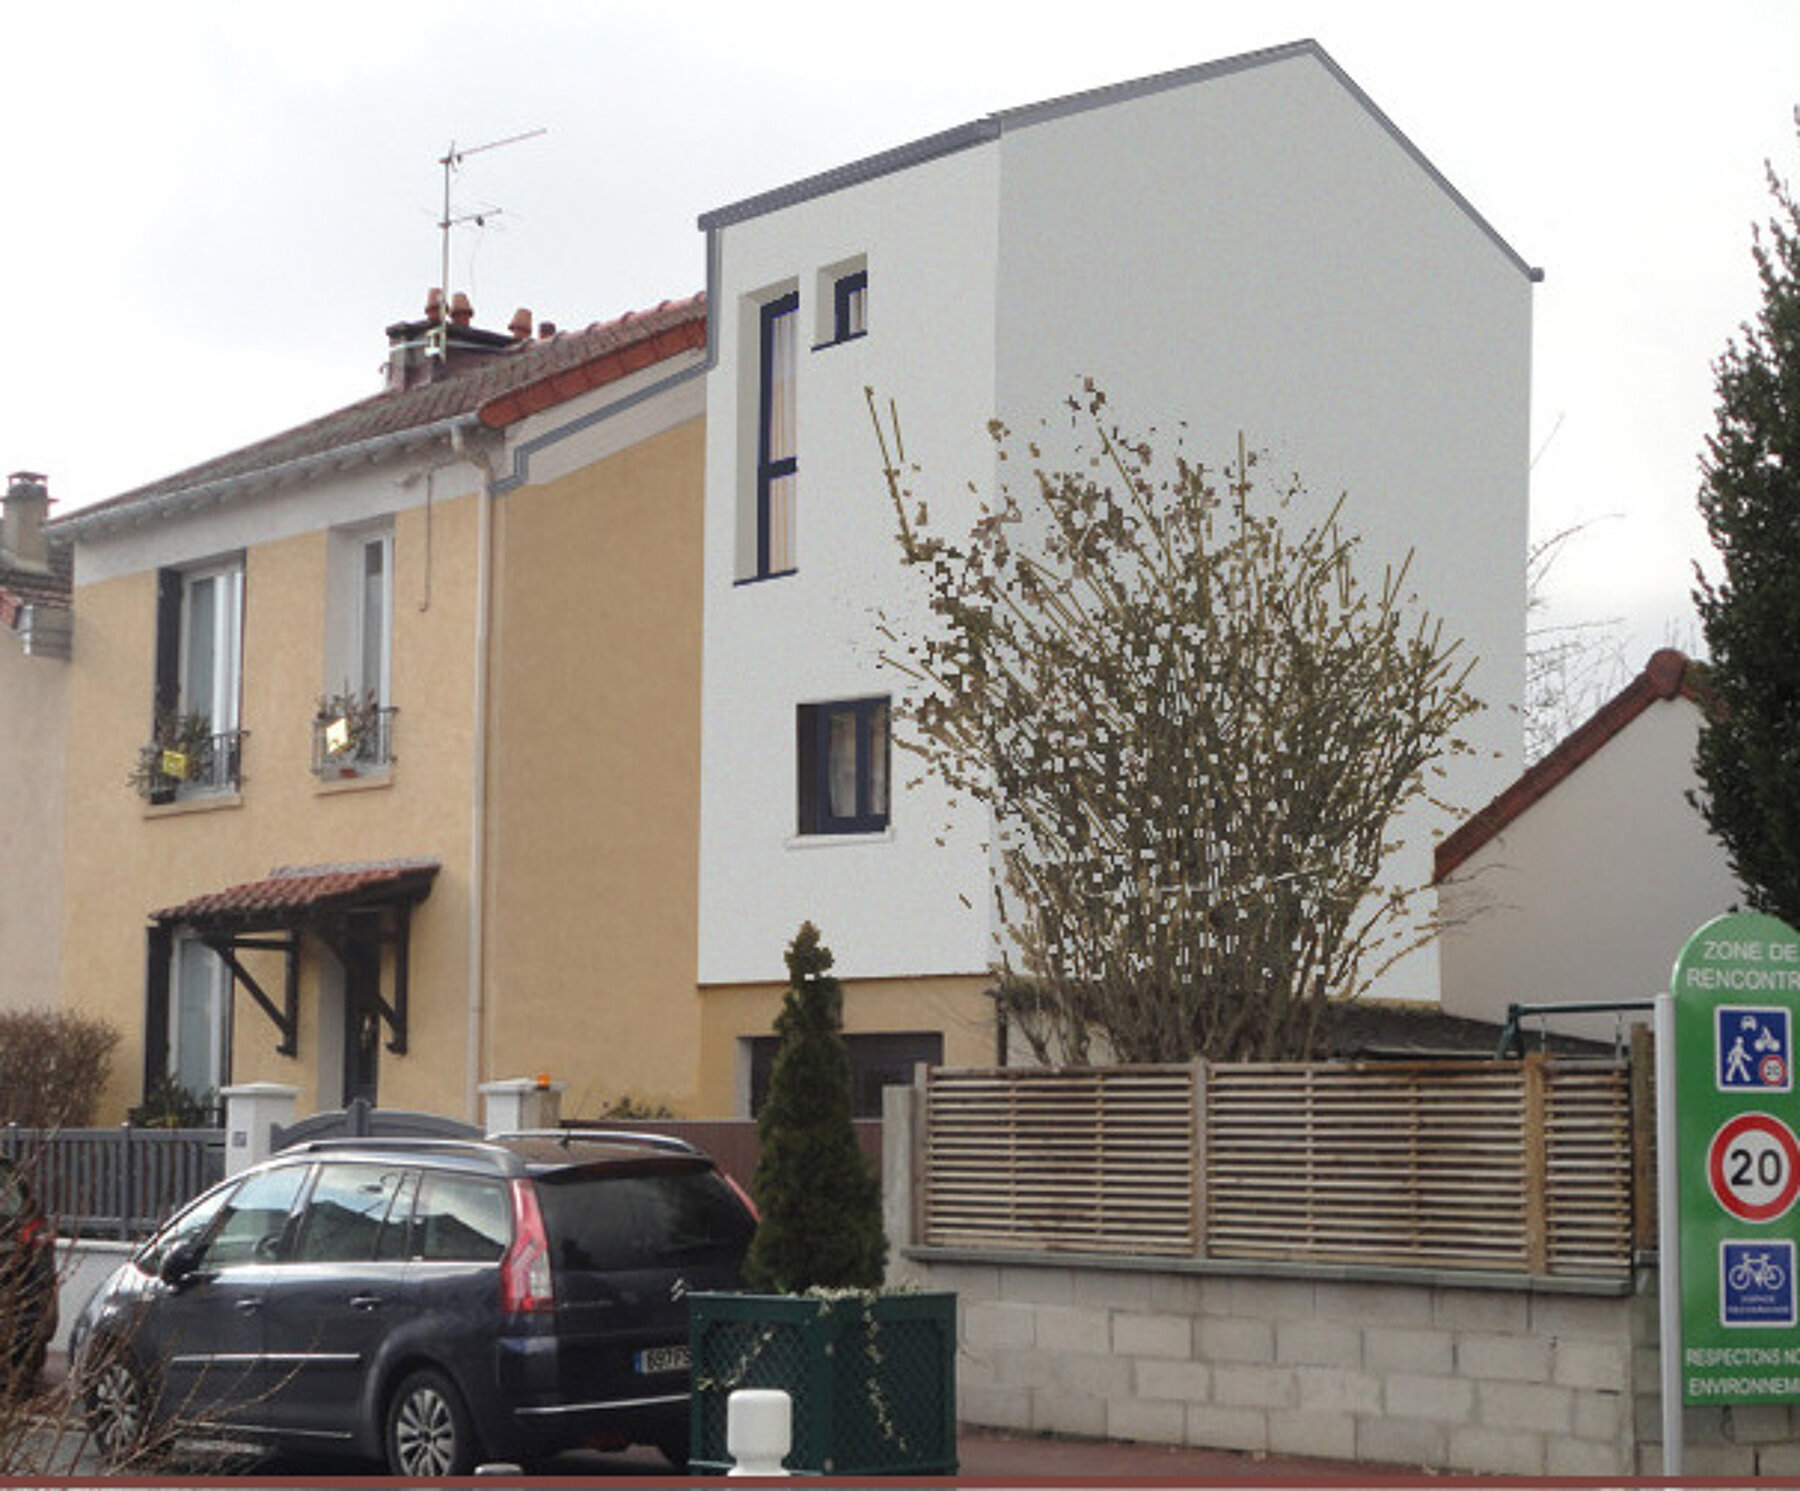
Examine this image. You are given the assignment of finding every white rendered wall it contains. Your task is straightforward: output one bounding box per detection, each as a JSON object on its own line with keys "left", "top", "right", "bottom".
{"left": 992, "top": 51, "right": 1533, "bottom": 1002}
{"left": 698, "top": 146, "right": 1002, "bottom": 985}
{"left": 1439, "top": 697, "right": 1741, "bottom": 1043}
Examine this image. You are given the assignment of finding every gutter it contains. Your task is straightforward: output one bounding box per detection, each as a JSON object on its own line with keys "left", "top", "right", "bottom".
{"left": 54, "top": 415, "right": 484, "bottom": 540}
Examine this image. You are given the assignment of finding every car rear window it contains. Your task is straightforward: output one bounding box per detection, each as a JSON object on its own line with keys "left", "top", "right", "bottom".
{"left": 535, "top": 1166, "right": 754, "bottom": 1273}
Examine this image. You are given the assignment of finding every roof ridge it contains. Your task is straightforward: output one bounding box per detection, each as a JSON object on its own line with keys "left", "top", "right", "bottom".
{"left": 1435, "top": 649, "right": 1707, "bottom": 880}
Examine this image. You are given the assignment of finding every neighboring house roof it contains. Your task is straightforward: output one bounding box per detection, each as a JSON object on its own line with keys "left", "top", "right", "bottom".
{"left": 153, "top": 858, "right": 442, "bottom": 932}
{"left": 698, "top": 38, "right": 1539, "bottom": 284}
{"left": 57, "top": 293, "right": 707, "bottom": 539}
{"left": 1435, "top": 648, "right": 1708, "bottom": 881}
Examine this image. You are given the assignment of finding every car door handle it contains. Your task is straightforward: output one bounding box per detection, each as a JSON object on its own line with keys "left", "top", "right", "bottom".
{"left": 234, "top": 1297, "right": 264, "bottom": 1313}
{"left": 350, "top": 1294, "right": 383, "bottom": 1311}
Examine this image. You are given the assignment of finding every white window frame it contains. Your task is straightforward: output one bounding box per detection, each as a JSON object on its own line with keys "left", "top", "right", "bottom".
{"left": 179, "top": 560, "right": 243, "bottom": 733}
{"left": 170, "top": 935, "right": 231, "bottom": 1097}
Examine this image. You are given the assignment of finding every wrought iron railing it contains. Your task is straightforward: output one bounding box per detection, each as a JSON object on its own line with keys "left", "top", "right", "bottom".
{"left": 311, "top": 704, "right": 397, "bottom": 779}
{"left": 133, "top": 727, "right": 247, "bottom": 803}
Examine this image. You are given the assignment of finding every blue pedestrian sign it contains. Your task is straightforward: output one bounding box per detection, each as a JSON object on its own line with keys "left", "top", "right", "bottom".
{"left": 1718, "top": 1006, "right": 1792, "bottom": 1093}
{"left": 1721, "top": 1239, "right": 1797, "bottom": 1327}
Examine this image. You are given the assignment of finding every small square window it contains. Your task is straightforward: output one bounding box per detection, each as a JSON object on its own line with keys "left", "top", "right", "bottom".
{"left": 797, "top": 696, "right": 890, "bottom": 835}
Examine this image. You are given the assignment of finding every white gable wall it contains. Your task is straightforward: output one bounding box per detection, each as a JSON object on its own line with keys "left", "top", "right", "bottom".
{"left": 698, "top": 145, "right": 1002, "bottom": 985}
{"left": 994, "top": 50, "right": 1532, "bottom": 1004}
{"left": 698, "top": 45, "right": 1534, "bottom": 1002}
{"left": 1439, "top": 696, "right": 1741, "bottom": 1044}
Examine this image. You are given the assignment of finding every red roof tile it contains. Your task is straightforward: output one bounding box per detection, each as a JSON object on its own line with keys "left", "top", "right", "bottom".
{"left": 153, "top": 859, "right": 440, "bottom": 927}
{"left": 65, "top": 295, "right": 706, "bottom": 524}
{"left": 1434, "top": 649, "right": 1709, "bottom": 881}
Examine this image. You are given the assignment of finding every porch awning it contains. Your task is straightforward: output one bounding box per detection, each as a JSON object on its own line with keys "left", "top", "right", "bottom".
{"left": 150, "top": 858, "right": 439, "bottom": 1058}
{"left": 152, "top": 857, "right": 440, "bottom": 933}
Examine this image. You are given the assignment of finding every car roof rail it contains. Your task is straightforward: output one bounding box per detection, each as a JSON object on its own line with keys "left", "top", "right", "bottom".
{"left": 286, "top": 1136, "right": 509, "bottom": 1163}
{"left": 492, "top": 1127, "right": 702, "bottom": 1156}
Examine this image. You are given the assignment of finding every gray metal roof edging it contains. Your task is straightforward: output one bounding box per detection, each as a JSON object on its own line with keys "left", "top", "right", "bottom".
{"left": 694, "top": 38, "right": 1540, "bottom": 285}
{"left": 697, "top": 119, "right": 1001, "bottom": 232}
{"left": 55, "top": 414, "right": 483, "bottom": 541}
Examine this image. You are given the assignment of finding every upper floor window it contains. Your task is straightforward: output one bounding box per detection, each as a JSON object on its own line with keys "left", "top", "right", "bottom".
{"left": 140, "top": 557, "right": 245, "bottom": 801}
{"left": 797, "top": 696, "right": 890, "bottom": 836}
{"left": 317, "top": 525, "right": 396, "bottom": 777}
{"left": 832, "top": 269, "right": 867, "bottom": 343}
{"left": 755, "top": 292, "right": 799, "bottom": 580}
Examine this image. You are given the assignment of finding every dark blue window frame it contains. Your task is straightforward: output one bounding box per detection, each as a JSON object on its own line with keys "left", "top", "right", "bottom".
{"left": 754, "top": 291, "right": 799, "bottom": 581}
{"left": 832, "top": 270, "right": 867, "bottom": 345}
{"left": 797, "top": 696, "right": 890, "bottom": 836}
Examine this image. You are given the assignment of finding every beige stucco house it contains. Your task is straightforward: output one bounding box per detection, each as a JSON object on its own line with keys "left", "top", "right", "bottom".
{"left": 56, "top": 293, "right": 709, "bottom": 1122}
{"left": 1436, "top": 648, "right": 1743, "bottom": 1046}
{"left": 0, "top": 473, "right": 71, "bottom": 1012}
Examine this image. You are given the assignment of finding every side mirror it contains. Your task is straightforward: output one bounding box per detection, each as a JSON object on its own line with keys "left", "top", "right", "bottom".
{"left": 160, "top": 1238, "right": 205, "bottom": 1285}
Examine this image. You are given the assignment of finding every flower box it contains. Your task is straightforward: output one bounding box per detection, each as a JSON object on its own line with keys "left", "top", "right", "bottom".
{"left": 688, "top": 1290, "right": 957, "bottom": 1476}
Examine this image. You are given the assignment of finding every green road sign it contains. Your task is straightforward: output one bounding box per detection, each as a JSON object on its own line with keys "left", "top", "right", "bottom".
{"left": 1672, "top": 911, "right": 1800, "bottom": 1404}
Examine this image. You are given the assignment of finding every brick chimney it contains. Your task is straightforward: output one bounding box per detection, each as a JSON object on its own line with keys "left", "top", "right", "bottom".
{"left": 2, "top": 472, "right": 51, "bottom": 573}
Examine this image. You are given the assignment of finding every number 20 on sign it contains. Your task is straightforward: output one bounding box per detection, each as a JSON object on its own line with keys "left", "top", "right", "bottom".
{"left": 1672, "top": 913, "right": 1800, "bottom": 1404}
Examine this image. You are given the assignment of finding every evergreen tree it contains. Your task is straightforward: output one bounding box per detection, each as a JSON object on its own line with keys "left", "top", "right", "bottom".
{"left": 743, "top": 923, "right": 887, "bottom": 1293}
{"left": 1695, "top": 133, "right": 1800, "bottom": 924}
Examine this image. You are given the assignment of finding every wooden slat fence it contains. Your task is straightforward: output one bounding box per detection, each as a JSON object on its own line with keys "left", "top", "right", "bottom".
{"left": 1, "top": 1125, "right": 224, "bottom": 1240}
{"left": 923, "top": 1056, "right": 1634, "bottom": 1279}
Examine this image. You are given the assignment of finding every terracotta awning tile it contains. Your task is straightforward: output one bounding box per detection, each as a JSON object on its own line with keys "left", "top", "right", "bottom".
{"left": 153, "top": 858, "right": 440, "bottom": 929}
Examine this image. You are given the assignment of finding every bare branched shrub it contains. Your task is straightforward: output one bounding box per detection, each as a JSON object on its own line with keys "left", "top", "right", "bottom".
{"left": 0, "top": 1010, "right": 121, "bottom": 1128}
{"left": 872, "top": 384, "right": 1484, "bottom": 1063}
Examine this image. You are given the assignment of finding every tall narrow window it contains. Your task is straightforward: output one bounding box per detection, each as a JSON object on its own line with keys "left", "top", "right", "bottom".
{"left": 171, "top": 936, "right": 230, "bottom": 1097}
{"left": 357, "top": 533, "right": 392, "bottom": 707}
{"left": 797, "top": 697, "right": 890, "bottom": 835}
{"left": 149, "top": 557, "right": 245, "bottom": 798}
{"left": 318, "top": 525, "right": 395, "bottom": 776}
{"left": 833, "top": 270, "right": 868, "bottom": 343}
{"left": 756, "top": 292, "right": 799, "bottom": 578}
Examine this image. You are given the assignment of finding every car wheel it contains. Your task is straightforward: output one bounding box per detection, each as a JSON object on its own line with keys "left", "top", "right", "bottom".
{"left": 385, "top": 1367, "right": 477, "bottom": 1477}
{"left": 82, "top": 1354, "right": 149, "bottom": 1466}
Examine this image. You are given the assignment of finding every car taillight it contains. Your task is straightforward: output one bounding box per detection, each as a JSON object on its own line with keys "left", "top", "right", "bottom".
{"left": 724, "top": 1173, "right": 760, "bottom": 1223}
{"left": 500, "top": 1179, "right": 554, "bottom": 1314}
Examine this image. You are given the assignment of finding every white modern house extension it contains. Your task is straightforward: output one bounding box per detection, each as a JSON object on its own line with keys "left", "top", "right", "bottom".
{"left": 693, "top": 39, "right": 1537, "bottom": 1113}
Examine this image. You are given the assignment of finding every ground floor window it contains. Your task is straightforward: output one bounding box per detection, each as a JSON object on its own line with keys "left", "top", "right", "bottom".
{"left": 747, "top": 1030, "right": 942, "bottom": 1119}
{"left": 170, "top": 935, "right": 231, "bottom": 1099}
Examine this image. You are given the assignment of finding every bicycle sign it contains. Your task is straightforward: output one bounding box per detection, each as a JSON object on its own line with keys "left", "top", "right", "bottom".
{"left": 1707, "top": 1111, "right": 1800, "bottom": 1223}
{"left": 1722, "top": 1240, "right": 1797, "bottom": 1327}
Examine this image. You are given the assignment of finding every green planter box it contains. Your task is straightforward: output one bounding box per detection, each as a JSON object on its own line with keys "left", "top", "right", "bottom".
{"left": 689, "top": 1290, "right": 958, "bottom": 1476}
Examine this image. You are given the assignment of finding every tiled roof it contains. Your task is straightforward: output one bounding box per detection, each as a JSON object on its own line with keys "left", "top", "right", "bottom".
{"left": 67, "top": 294, "right": 706, "bottom": 524}
{"left": 153, "top": 858, "right": 440, "bottom": 929}
{"left": 1435, "top": 648, "right": 1709, "bottom": 881}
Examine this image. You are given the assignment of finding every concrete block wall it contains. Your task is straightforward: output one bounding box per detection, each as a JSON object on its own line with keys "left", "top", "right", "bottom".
{"left": 913, "top": 1255, "right": 1641, "bottom": 1476}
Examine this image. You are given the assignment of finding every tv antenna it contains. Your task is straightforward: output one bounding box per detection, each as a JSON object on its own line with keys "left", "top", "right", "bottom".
{"left": 434, "top": 128, "right": 546, "bottom": 345}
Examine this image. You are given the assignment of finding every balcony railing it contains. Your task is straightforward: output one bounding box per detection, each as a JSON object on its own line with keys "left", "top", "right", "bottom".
{"left": 311, "top": 704, "right": 397, "bottom": 779}
{"left": 133, "top": 727, "right": 247, "bottom": 803}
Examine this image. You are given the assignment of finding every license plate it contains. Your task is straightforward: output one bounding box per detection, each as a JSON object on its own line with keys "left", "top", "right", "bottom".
{"left": 635, "top": 1345, "right": 690, "bottom": 1375}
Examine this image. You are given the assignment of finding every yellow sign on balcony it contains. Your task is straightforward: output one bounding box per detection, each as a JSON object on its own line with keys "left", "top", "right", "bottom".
{"left": 325, "top": 716, "right": 352, "bottom": 755}
{"left": 161, "top": 749, "right": 190, "bottom": 781}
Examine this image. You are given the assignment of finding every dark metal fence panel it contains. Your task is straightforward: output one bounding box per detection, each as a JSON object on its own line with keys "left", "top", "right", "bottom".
{"left": 1, "top": 1125, "right": 224, "bottom": 1240}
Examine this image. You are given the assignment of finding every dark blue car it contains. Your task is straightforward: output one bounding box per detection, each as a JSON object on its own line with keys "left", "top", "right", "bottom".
{"left": 69, "top": 1132, "right": 757, "bottom": 1475}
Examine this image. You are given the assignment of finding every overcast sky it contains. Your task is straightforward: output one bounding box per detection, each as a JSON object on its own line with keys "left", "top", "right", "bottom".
{"left": 7, "top": 2, "right": 1797, "bottom": 672}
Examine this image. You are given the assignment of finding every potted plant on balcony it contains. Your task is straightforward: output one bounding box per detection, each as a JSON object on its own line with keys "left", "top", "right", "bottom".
{"left": 688, "top": 923, "right": 957, "bottom": 1476}
{"left": 127, "top": 711, "right": 215, "bottom": 803}
{"left": 313, "top": 686, "right": 385, "bottom": 776}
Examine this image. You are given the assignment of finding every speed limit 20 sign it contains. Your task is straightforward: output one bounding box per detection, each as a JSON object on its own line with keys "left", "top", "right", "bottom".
{"left": 1672, "top": 913, "right": 1800, "bottom": 1404}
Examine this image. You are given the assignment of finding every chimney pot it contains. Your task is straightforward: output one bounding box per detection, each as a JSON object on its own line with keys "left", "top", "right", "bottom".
{"left": 2, "top": 472, "right": 52, "bottom": 573}
{"left": 450, "top": 292, "right": 474, "bottom": 327}
{"left": 538, "top": 321, "right": 556, "bottom": 340}
{"left": 509, "top": 308, "right": 533, "bottom": 340}
{"left": 424, "top": 287, "right": 445, "bottom": 324}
